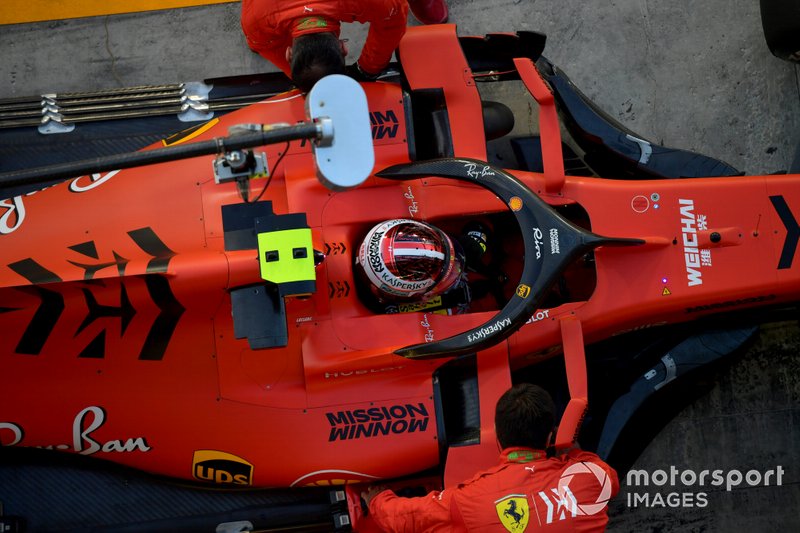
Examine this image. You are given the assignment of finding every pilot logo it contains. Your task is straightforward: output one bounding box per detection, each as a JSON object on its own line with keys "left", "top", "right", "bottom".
{"left": 516, "top": 284, "right": 531, "bottom": 298}
{"left": 495, "top": 494, "right": 529, "bottom": 532}
{"left": 192, "top": 450, "right": 253, "bottom": 486}
{"left": 524, "top": 309, "right": 551, "bottom": 325}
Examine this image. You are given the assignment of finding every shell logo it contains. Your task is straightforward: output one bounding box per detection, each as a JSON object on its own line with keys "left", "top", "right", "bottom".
{"left": 290, "top": 469, "right": 380, "bottom": 487}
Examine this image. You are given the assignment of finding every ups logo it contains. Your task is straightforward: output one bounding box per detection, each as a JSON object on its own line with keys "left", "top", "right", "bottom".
{"left": 192, "top": 450, "right": 253, "bottom": 486}
{"left": 516, "top": 284, "right": 531, "bottom": 299}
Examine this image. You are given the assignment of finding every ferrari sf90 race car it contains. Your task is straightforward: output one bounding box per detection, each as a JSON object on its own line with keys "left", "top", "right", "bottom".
{"left": 0, "top": 24, "right": 798, "bottom": 531}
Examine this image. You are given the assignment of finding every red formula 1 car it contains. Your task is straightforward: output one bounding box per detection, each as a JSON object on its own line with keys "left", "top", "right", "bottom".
{"left": 0, "top": 24, "right": 798, "bottom": 531}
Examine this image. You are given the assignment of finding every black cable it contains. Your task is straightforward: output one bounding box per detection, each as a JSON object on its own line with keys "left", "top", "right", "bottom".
{"left": 251, "top": 141, "right": 290, "bottom": 203}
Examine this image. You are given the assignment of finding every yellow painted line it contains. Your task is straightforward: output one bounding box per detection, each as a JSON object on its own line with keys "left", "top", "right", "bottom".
{"left": 0, "top": 1, "right": 238, "bottom": 26}
{"left": 162, "top": 118, "right": 220, "bottom": 146}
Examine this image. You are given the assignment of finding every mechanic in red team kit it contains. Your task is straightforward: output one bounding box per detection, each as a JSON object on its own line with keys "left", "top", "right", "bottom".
{"left": 363, "top": 384, "right": 619, "bottom": 532}
{"left": 241, "top": 0, "right": 449, "bottom": 92}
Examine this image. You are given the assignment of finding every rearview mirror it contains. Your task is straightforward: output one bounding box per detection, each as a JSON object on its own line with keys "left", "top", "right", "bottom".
{"left": 306, "top": 75, "right": 375, "bottom": 191}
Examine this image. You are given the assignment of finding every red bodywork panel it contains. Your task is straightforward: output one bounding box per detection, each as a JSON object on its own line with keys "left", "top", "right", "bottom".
{"left": 2, "top": 25, "right": 800, "bottom": 489}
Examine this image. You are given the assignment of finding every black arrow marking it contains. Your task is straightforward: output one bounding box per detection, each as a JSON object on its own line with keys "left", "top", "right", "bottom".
{"left": 324, "top": 242, "right": 347, "bottom": 255}
{"left": 8, "top": 258, "right": 62, "bottom": 285}
{"left": 69, "top": 241, "right": 99, "bottom": 259}
{"left": 67, "top": 259, "right": 120, "bottom": 280}
{"left": 67, "top": 241, "right": 130, "bottom": 280}
{"left": 138, "top": 275, "right": 185, "bottom": 360}
{"left": 14, "top": 287, "right": 65, "bottom": 355}
{"left": 328, "top": 281, "right": 350, "bottom": 298}
{"left": 128, "top": 227, "right": 177, "bottom": 273}
{"left": 76, "top": 283, "right": 136, "bottom": 338}
{"left": 770, "top": 195, "right": 800, "bottom": 269}
{"left": 113, "top": 251, "right": 130, "bottom": 277}
{"left": 79, "top": 330, "right": 107, "bottom": 359}
{"left": 7, "top": 259, "right": 64, "bottom": 355}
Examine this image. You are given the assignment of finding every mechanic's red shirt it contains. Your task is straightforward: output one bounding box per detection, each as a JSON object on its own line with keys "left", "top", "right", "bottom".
{"left": 369, "top": 447, "right": 619, "bottom": 532}
{"left": 240, "top": 0, "right": 408, "bottom": 76}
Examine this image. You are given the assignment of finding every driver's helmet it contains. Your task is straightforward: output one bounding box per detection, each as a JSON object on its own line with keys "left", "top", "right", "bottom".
{"left": 356, "top": 219, "right": 464, "bottom": 302}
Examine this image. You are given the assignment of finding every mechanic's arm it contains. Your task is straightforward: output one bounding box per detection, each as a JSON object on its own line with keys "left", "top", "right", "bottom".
{"left": 367, "top": 487, "right": 452, "bottom": 532}
{"left": 240, "top": 3, "right": 292, "bottom": 77}
{"left": 356, "top": 0, "right": 408, "bottom": 75}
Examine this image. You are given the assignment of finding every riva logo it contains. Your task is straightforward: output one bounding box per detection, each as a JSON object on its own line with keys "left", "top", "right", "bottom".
{"left": 192, "top": 450, "right": 253, "bottom": 486}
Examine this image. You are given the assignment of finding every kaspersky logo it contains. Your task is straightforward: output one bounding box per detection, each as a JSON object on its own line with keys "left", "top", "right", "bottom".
{"left": 192, "top": 450, "right": 253, "bottom": 486}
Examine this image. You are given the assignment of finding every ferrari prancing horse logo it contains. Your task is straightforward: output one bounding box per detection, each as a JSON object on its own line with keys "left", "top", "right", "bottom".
{"left": 496, "top": 494, "right": 529, "bottom": 532}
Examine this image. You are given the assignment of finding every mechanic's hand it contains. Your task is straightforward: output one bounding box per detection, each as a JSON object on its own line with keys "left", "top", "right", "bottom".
{"left": 346, "top": 62, "right": 380, "bottom": 82}
{"left": 361, "top": 484, "right": 390, "bottom": 506}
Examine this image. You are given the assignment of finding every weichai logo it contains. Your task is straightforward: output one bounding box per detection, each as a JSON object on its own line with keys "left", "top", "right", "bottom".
{"left": 192, "top": 450, "right": 253, "bottom": 485}
{"left": 326, "top": 403, "right": 429, "bottom": 442}
{"left": 679, "top": 199, "right": 702, "bottom": 286}
{"left": 369, "top": 110, "right": 399, "bottom": 140}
